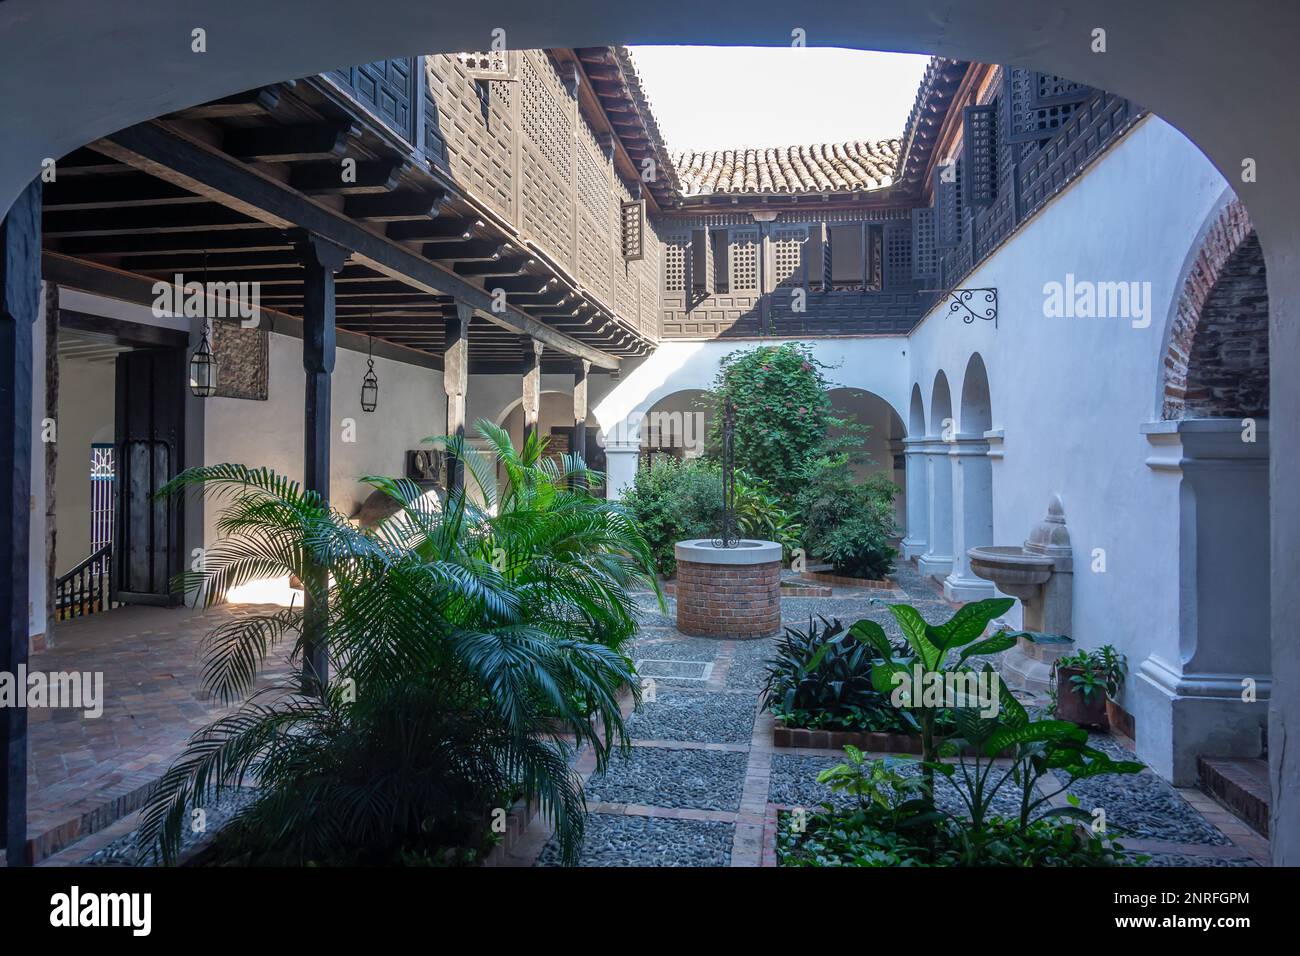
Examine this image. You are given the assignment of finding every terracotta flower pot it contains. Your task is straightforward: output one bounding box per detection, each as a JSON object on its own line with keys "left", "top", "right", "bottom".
{"left": 1055, "top": 665, "right": 1110, "bottom": 730}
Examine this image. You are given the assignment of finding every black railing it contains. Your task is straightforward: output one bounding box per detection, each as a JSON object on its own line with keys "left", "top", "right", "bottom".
{"left": 55, "top": 545, "right": 117, "bottom": 621}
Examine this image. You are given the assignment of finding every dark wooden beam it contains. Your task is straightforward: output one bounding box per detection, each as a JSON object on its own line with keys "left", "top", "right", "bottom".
{"left": 296, "top": 233, "right": 348, "bottom": 698}
{"left": 444, "top": 301, "right": 470, "bottom": 490}
{"left": 343, "top": 189, "right": 446, "bottom": 222}
{"left": 453, "top": 256, "right": 535, "bottom": 277}
{"left": 521, "top": 335, "right": 543, "bottom": 445}
{"left": 1, "top": 180, "right": 40, "bottom": 866}
{"left": 54, "top": 228, "right": 292, "bottom": 257}
{"left": 225, "top": 123, "right": 356, "bottom": 163}
{"left": 424, "top": 239, "right": 508, "bottom": 262}
{"left": 290, "top": 159, "right": 402, "bottom": 195}
{"left": 489, "top": 275, "right": 556, "bottom": 296}
{"left": 177, "top": 86, "right": 282, "bottom": 120}
{"left": 386, "top": 217, "right": 481, "bottom": 242}
{"left": 43, "top": 204, "right": 261, "bottom": 238}
{"left": 96, "top": 123, "right": 616, "bottom": 369}
{"left": 43, "top": 176, "right": 202, "bottom": 211}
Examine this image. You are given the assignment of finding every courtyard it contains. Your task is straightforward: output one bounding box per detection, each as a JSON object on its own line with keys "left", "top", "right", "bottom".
{"left": 0, "top": 1, "right": 1292, "bottom": 896}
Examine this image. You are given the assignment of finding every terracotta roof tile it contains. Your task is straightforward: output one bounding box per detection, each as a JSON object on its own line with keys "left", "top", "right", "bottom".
{"left": 672, "top": 139, "right": 899, "bottom": 196}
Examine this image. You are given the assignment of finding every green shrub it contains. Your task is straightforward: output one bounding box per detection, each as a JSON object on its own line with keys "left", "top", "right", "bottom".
{"left": 761, "top": 616, "right": 913, "bottom": 733}
{"left": 619, "top": 457, "right": 722, "bottom": 576}
{"left": 707, "top": 343, "right": 862, "bottom": 500}
{"left": 138, "top": 423, "right": 660, "bottom": 866}
{"left": 797, "top": 456, "right": 898, "bottom": 579}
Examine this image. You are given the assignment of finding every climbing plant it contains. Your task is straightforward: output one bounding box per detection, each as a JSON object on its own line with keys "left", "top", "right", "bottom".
{"left": 706, "top": 342, "right": 862, "bottom": 500}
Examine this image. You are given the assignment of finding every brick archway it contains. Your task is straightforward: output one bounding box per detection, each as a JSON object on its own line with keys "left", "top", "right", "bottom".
{"left": 1162, "top": 199, "right": 1269, "bottom": 419}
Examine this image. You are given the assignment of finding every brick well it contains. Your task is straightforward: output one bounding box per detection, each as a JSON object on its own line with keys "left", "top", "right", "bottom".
{"left": 673, "top": 540, "right": 783, "bottom": 639}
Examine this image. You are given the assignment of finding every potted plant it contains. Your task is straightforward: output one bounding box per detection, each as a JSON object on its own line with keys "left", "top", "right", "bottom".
{"left": 1053, "top": 645, "right": 1128, "bottom": 730}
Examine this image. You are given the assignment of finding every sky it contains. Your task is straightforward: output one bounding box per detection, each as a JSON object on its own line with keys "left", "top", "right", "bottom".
{"left": 626, "top": 46, "right": 930, "bottom": 153}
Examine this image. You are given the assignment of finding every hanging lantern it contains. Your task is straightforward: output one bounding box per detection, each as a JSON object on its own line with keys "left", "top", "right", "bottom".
{"left": 360, "top": 334, "right": 379, "bottom": 412}
{"left": 189, "top": 320, "right": 217, "bottom": 398}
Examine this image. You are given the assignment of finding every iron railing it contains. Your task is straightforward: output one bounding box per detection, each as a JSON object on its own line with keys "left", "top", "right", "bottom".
{"left": 55, "top": 545, "right": 117, "bottom": 621}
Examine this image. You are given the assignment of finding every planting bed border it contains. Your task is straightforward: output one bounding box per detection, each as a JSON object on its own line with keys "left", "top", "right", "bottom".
{"left": 799, "top": 571, "right": 897, "bottom": 589}
{"left": 773, "top": 722, "right": 1012, "bottom": 758}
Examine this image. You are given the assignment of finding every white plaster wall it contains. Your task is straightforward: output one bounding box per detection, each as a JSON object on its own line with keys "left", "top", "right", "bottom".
{"left": 53, "top": 354, "right": 115, "bottom": 575}
{"left": 904, "top": 116, "right": 1231, "bottom": 715}
{"left": 203, "top": 332, "right": 446, "bottom": 544}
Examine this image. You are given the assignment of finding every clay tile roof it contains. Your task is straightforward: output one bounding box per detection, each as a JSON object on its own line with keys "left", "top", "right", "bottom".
{"left": 671, "top": 139, "right": 900, "bottom": 197}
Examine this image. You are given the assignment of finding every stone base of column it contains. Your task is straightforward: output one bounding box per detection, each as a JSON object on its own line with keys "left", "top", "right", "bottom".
{"left": 917, "top": 553, "right": 953, "bottom": 579}
{"left": 1134, "top": 655, "right": 1270, "bottom": 785}
{"left": 942, "top": 570, "right": 996, "bottom": 602}
{"left": 900, "top": 536, "right": 928, "bottom": 561}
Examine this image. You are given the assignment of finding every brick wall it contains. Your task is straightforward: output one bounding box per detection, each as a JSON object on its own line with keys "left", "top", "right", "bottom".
{"left": 675, "top": 559, "right": 782, "bottom": 639}
{"left": 1163, "top": 200, "right": 1269, "bottom": 419}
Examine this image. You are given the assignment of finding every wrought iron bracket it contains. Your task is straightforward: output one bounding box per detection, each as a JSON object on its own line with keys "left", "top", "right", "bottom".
{"left": 946, "top": 287, "right": 998, "bottom": 327}
{"left": 924, "top": 287, "right": 999, "bottom": 327}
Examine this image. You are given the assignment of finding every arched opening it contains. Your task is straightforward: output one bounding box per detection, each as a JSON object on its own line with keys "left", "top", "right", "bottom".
{"left": 827, "top": 387, "right": 906, "bottom": 527}
{"left": 901, "top": 384, "right": 929, "bottom": 560}
{"left": 1137, "top": 201, "right": 1271, "bottom": 784}
{"left": 640, "top": 388, "right": 712, "bottom": 466}
{"left": 944, "top": 354, "right": 995, "bottom": 600}
{"left": 919, "top": 370, "right": 954, "bottom": 579}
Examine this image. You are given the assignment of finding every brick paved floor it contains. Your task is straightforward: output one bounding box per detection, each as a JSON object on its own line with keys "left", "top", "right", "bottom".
{"left": 12, "top": 602, "right": 292, "bottom": 864}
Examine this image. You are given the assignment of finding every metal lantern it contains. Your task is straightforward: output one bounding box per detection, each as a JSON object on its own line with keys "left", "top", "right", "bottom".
{"left": 360, "top": 335, "right": 379, "bottom": 412}
{"left": 189, "top": 321, "right": 217, "bottom": 398}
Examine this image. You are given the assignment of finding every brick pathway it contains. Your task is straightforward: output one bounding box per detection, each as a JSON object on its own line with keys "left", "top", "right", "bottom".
{"left": 10, "top": 603, "right": 291, "bottom": 864}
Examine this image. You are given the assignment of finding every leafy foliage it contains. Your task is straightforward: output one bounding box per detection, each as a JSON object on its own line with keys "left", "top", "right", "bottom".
{"left": 138, "top": 423, "right": 660, "bottom": 866}
{"left": 1054, "top": 643, "right": 1129, "bottom": 701}
{"left": 797, "top": 457, "right": 898, "bottom": 578}
{"left": 619, "top": 457, "right": 721, "bottom": 576}
{"left": 761, "top": 616, "right": 911, "bottom": 733}
{"left": 706, "top": 343, "right": 863, "bottom": 500}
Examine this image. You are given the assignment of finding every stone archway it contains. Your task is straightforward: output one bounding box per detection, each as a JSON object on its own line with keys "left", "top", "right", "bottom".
{"left": 1162, "top": 200, "right": 1268, "bottom": 421}
{"left": 4, "top": 0, "right": 1300, "bottom": 864}
{"left": 945, "top": 354, "right": 995, "bottom": 601}
{"left": 919, "top": 371, "right": 954, "bottom": 579}
{"left": 1137, "top": 200, "right": 1272, "bottom": 785}
{"left": 901, "top": 384, "right": 929, "bottom": 560}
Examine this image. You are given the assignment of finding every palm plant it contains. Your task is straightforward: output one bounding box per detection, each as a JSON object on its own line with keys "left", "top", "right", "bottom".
{"left": 137, "top": 422, "right": 660, "bottom": 865}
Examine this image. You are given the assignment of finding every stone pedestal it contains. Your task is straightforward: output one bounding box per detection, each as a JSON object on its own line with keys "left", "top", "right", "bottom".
{"left": 674, "top": 539, "right": 782, "bottom": 639}
{"left": 900, "top": 438, "right": 929, "bottom": 560}
{"left": 1135, "top": 419, "right": 1270, "bottom": 784}
{"left": 944, "top": 435, "right": 996, "bottom": 601}
{"left": 602, "top": 439, "right": 640, "bottom": 499}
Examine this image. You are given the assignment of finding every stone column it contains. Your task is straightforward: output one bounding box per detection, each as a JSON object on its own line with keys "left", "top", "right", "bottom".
{"left": 1136, "top": 419, "right": 1270, "bottom": 785}
{"left": 0, "top": 180, "right": 40, "bottom": 865}
{"left": 944, "top": 434, "right": 996, "bottom": 601}
{"left": 900, "top": 436, "right": 929, "bottom": 560}
{"left": 443, "top": 301, "right": 471, "bottom": 491}
{"left": 520, "top": 335, "right": 543, "bottom": 446}
{"left": 603, "top": 439, "right": 641, "bottom": 500}
{"left": 919, "top": 438, "right": 954, "bottom": 578}
{"left": 572, "top": 358, "right": 589, "bottom": 465}
{"left": 296, "top": 234, "right": 348, "bottom": 698}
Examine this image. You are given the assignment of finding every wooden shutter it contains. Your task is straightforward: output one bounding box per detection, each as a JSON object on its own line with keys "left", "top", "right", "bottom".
{"left": 620, "top": 199, "right": 645, "bottom": 261}
{"left": 962, "top": 104, "right": 998, "bottom": 208}
{"left": 934, "top": 165, "right": 960, "bottom": 250}
{"left": 457, "top": 50, "right": 514, "bottom": 82}
{"left": 911, "top": 207, "right": 938, "bottom": 281}
{"left": 1004, "top": 68, "right": 1091, "bottom": 144}
{"left": 691, "top": 227, "right": 714, "bottom": 295}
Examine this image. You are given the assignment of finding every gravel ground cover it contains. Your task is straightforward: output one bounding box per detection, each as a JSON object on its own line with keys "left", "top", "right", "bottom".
{"left": 584, "top": 746, "right": 747, "bottom": 811}
{"left": 1060, "top": 768, "right": 1231, "bottom": 845}
{"left": 1140, "top": 852, "right": 1257, "bottom": 867}
{"left": 81, "top": 787, "right": 257, "bottom": 866}
{"left": 626, "top": 689, "right": 758, "bottom": 743}
{"left": 536, "top": 813, "right": 733, "bottom": 867}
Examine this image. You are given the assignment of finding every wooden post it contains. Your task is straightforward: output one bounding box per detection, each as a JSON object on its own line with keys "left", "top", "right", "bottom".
{"left": 296, "top": 234, "right": 348, "bottom": 699}
{"left": 521, "top": 335, "right": 543, "bottom": 446}
{"left": 0, "top": 180, "right": 41, "bottom": 866}
{"left": 572, "top": 356, "right": 591, "bottom": 465}
{"left": 444, "top": 301, "right": 471, "bottom": 491}
{"left": 43, "top": 283, "right": 58, "bottom": 644}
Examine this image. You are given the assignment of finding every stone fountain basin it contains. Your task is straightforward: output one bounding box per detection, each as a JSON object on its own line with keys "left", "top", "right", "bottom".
{"left": 967, "top": 545, "right": 1054, "bottom": 589}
